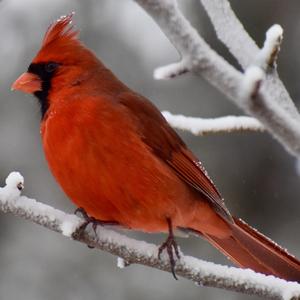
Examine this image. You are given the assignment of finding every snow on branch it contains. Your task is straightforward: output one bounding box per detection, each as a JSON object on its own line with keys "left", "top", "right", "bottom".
{"left": 162, "top": 111, "right": 264, "bottom": 135}
{"left": 240, "top": 66, "right": 265, "bottom": 100}
{"left": 2, "top": 172, "right": 300, "bottom": 299}
{"left": 154, "top": 60, "right": 189, "bottom": 80}
{"left": 256, "top": 25, "right": 283, "bottom": 70}
{"left": 199, "top": 0, "right": 298, "bottom": 117}
{"left": 134, "top": 0, "right": 300, "bottom": 158}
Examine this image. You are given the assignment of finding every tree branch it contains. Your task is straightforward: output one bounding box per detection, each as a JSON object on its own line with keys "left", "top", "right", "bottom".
{"left": 256, "top": 25, "right": 283, "bottom": 70}
{"left": 199, "top": 0, "right": 297, "bottom": 116}
{"left": 162, "top": 111, "right": 264, "bottom": 135}
{"left": 134, "top": 0, "right": 300, "bottom": 158}
{"left": 2, "top": 172, "right": 300, "bottom": 300}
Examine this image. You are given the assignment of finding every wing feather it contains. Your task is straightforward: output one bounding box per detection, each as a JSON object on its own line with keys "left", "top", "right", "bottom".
{"left": 118, "top": 91, "right": 232, "bottom": 221}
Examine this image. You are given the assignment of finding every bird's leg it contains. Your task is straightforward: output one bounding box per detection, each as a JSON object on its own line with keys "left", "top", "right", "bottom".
{"left": 74, "top": 207, "right": 119, "bottom": 248}
{"left": 158, "top": 218, "right": 180, "bottom": 280}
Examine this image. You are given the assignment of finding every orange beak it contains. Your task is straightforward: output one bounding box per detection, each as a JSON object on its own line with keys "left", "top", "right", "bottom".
{"left": 11, "top": 72, "right": 42, "bottom": 94}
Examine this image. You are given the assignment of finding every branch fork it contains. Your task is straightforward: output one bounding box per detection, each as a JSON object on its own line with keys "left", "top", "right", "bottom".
{"left": 134, "top": 0, "right": 300, "bottom": 158}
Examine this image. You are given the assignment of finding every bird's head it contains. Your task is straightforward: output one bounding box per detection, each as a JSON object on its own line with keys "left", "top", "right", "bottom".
{"left": 11, "top": 13, "right": 101, "bottom": 117}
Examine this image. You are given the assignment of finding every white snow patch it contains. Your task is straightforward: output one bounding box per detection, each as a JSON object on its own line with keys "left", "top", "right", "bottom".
{"left": 97, "top": 228, "right": 158, "bottom": 259}
{"left": 61, "top": 215, "right": 82, "bottom": 237}
{"left": 162, "top": 111, "right": 264, "bottom": 135}
{"left": 0, "top": 171, "right": 24, "bottom": 201}
{"left": 0, "top": 172, "right": 83, "bottom": 237}
{"left": 5, "top": 171, "right": 24, "bottom": 187}
{"left": 256, "top": 24, "right": 283, "bottom": 69}
{"left": 241, "top": 66, "right": 265, "bottom": 99}
{"left": 154, "top": 59, "right": 189, "bottom": 80}
{"left": 183, "top": 255, "right": 300, "bottom": 300}
{"left": 117, "top": 257, "right": 125, "bottom": 269}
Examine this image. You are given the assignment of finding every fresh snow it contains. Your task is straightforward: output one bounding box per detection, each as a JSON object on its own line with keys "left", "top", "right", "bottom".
{"left": 60, "top": 215, "right": 83, "bottom": 237}
{"left": 0, "top": 172, "right": 83, "bottom": 237}
{"left": 162, "top": 111, "right": 264, "bottom": 135}
{"left": 183, "top": 255, "right": 300, "bottom": 300}
{"left": 241, "top": 66, "right": 264, "bottom": 99}
{"left": 0, "top": 171, "right": 23, "bottom": 200}
{"left": 256, "top": 24, "right": 283, "bottom": 69}
{"left": 117, "top": 257, "right": 126, "bottom": 269}
{"left": 154, "top": 59, "right": 189, "bottom": 80}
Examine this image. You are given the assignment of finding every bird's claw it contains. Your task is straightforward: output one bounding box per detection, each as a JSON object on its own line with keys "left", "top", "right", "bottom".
{"left": 158, "top": 218, "right": 180, "bottom": 280}
{"left": 74, "top": 207, "right": 120, "bottom": 248}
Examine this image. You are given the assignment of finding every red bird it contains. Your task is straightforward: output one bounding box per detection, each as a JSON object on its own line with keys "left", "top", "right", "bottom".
{"left": 12, "top": 14, "right": 300, "bottom": 281}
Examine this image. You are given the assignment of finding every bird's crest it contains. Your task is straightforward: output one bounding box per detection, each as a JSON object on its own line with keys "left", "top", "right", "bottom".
{"left": 42, "top": 13, "right": 79, "bottom": 48}
{"left": 32, "top": 13, "right": 83, "bottom": 64}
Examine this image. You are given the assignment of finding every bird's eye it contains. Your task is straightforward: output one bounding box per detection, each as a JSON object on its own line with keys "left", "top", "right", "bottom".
{"left": 45, "top": 62, "right": 59, "bottom": 73}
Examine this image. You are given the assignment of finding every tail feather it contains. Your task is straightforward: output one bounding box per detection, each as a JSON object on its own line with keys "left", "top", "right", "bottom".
{"left": 195, "top": 217, "right": 300, "bottom": 282}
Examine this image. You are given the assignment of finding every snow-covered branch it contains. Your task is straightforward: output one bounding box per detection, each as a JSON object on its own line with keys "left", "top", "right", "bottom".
{"left": 256, "top": 25, "right": 283, "bottom": 70}
{"left": 2, "top": 172, "right": 300, "bottom": 300}
{"left": 134, "top": 0, "right": 300, "bottom": 158}
{"left": 240, "top": 66, "right": 265, "bottom": 101}
{"left": 163, "top": 111, "right": 264, "bottom": 135}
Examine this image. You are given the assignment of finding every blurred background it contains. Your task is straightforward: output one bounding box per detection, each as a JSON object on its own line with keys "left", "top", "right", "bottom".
{"left": 0, "top": 0, "right": 300, "bottom": 299}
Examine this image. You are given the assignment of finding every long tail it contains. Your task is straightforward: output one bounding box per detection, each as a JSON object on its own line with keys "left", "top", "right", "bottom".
{"left": 196, "top": 217, "right": 300, "bottom": 282}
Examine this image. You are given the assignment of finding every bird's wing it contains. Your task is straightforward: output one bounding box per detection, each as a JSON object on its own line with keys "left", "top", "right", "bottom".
{"left": 118, "top": 92, "right": 232, "bottom": 221}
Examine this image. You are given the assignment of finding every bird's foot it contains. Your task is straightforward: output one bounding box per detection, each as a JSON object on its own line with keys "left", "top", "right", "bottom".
{"left": 158, "top": 218, "right": 180, "bottom": 280}
{"left": 74, "top": 207, "right": 119, "bottom": 248}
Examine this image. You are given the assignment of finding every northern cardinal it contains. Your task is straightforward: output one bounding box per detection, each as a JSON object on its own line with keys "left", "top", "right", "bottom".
{"left": 12, "top": 14, "right": 300, "bottom": 282}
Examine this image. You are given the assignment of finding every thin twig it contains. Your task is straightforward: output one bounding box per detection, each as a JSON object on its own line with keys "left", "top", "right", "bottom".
{"left": 162, "top": 111, "right": 264, "bottom": 135}
{"left": 256, "top": 25, "right": 283, "bottom": 70}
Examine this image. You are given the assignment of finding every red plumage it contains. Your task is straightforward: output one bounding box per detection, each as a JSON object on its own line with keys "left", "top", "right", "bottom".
{"left": 12, "top": 14, "right": 300, "bottom": 282}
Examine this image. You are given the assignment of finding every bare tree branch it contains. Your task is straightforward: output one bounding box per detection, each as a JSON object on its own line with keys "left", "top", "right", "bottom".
{"left": 134, "top": 0, "right": 300, "bottom": 158}
{"left": 162, "top": 111, "right": 264, "bottom": 135}
{"left": 2, "top": 172, "right": 300, "bottom": 300}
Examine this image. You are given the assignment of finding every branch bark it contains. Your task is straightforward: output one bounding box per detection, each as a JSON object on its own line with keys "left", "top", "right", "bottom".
{"left": 1, "top": 172, "right": 300, "bottom": 300}
{"left": 134, "top": 0, "right": 300, "bottom": 158}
